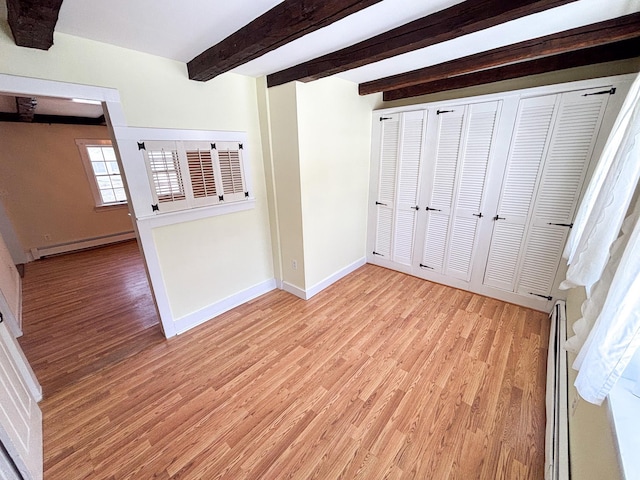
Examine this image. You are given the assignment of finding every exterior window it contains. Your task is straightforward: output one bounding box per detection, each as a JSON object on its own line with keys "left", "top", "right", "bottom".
{"left": 77, "top": 139, "right": 128, "bottom": 206}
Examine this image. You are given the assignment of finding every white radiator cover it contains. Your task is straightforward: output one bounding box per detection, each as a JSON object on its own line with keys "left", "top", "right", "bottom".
{"left": 546, "top": 300, "right": 570, "bottom": 480}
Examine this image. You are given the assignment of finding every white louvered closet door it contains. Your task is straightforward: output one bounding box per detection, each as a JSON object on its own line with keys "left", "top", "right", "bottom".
{"left": 420, "top": 102, "right": 499, "bottom": 280}
{"left": 373, "top": 113, "right": 400, "bottom": 259}
{"left": 393, "top": 111, "right": 426, "bottom": 265}
{"left": 420, "top": 107, "right": 464, "bottom": 273}
{"left": 373, "top": 111, "right": 425, "bottom": 265}
{"left": 515, "top": 88, "right": 610, "bottom": 298}
{"left": 484, "top": 87, "right": 610, "bottom": 298}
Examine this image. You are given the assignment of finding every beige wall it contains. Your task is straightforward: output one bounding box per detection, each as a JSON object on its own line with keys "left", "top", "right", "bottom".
{"left": 0, "top": 123, "right": 132, "bottom": 252}
{"left": 266, "top": 82, "right": 306, "bottom": 289}
{"left": 0, "top": 25, "right": 274, "bottom": 323}
{"left": 566, "top": 287, "right": 622, "bottom": 480}
{"left": 296, "top": 78, "right": 380, "bottom": 288}
{"left": 264, "top": 78, "right": 380, "bottom": 292}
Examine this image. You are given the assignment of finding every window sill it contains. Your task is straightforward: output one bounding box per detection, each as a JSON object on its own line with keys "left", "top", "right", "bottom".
{"left": 136, "top": 198, "right": 255, "bottom": 229}
{"left": 608, "top": 377, "right": 640, "bottom": 479}
{"left": 94, "top": 203, "right": 129, "bottom": 213}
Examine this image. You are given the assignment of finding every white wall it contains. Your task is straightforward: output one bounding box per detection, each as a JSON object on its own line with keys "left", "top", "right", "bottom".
{"left": 0, "top": 25, "right": 275, "bottom": 334}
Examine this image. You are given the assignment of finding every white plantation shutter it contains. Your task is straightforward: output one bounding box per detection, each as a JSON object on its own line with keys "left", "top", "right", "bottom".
{"left": 215, "top": 142, "right": 247, "bottom": 202}
{"left": 184, "top": 142, "right": 218, "bottom": 204}
{"left": 141, "top": 139, "right": 250, "bottom": 214}
{"left": 446, "top": 101, "right": 499, "bottom": 280}
{"left": 374, "top": 114, "right": 400, "bottom": 258}
{"left": 393, "top": 111, "right": 425, "bottom": 265}
{"left": 484, "top": 95, "right": 558, "bottom": 291}
{"left": 421, "top": 107, "right": 464, "bottom": 272}
{"left": 142, "top": 141, "right": 187, "bottom": 212}
{"left": 516, "top": 88, "right": 610, "bottom": 297}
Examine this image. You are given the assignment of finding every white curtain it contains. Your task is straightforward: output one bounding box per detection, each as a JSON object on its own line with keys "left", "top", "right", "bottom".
{"left": 561, "top": 74, "right": 640, "bottom": 291}
{"left": 562, "top": 74, "right": 640, "bottom": 405}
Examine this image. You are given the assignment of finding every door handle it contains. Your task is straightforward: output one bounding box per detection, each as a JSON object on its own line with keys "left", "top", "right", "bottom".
{"left": 473, "top": 213, "right": 483, "bottom": 218}
{"left": 410, "top": 206, "right": 419, "bottom": 211}
{"left": 547, "top": 222, "right": 573, "bottom": 228}
{"left": 375, "top": 201, "right": 387, "bottom": 206}
{"left": 493, "top": 215, "right": 506, "bottom": 221}
{"left": 425, "top": 207, "right": 441, "bottom": 212}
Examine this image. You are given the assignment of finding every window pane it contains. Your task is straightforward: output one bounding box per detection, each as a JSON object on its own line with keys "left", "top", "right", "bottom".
{"left": 111, "top": 175, "right": 123, "bottom": 188}
{"left": 97, "top": 176, "right": 112, "bottom": 189}
{"left": 87, "top": 147, "right": 105, "bottom": 162}
{"left": 107, "top": 162, "right": 120, "bottom": 174}
{"left": 92, "top": 161, "right": 108, "bottom": 175}
{"left": 102, "top": 147, "right": 117, "bottom": 161}
{"left": 101, "top": 189, "right": 116, "bottom": 203}
{"left": 114, "top": 188, "right": 127, "bottom": 202}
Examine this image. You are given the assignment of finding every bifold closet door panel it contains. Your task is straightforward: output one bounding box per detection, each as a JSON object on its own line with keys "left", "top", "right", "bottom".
{"left": 484, "top": 87, "right": 611, "bottom": 296}
{"left": 483, "top": 94, "right": 559, "bottom": 292}
{"left": 420, "top": 101, "right": 499, "bottom": 281}
{"left": 515, "top": 88, "right": 611, "bottom": 297}
{"left": 373, "top": 113, "right": 400, "bottom": 259}
{"left": 373, "top": 111, "right": 426, "bottom": 266}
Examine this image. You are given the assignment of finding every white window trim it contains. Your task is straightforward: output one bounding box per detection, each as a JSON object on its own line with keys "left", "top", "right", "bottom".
{"left": 113, "top": 126, "right": 255, "bottom": 221}
{"left": 76, "top": 138, "right": 128, "bottom": 208}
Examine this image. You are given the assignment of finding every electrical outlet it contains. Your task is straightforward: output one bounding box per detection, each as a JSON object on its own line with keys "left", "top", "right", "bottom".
{"left": 292, "top": 259, "right": 298, "bottom": 270}
{"left": 44, "top": 233, "right": 51, "bottom": 241}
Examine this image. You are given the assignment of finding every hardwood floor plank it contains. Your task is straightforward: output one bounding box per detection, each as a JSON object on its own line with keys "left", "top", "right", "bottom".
{"left": 19, "top": 245, "right": 549, "bottom": 479}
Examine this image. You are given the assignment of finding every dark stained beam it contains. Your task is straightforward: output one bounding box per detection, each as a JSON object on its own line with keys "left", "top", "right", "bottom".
{"left": 15, "top": 96, "right": 37, "bottom": 122}
{"left": 266, "top": 0, "right": 580, "bottom": 87}
{"left": 382, "top": 38, "right": 640, "bottom": 101}
{"left": 7, "top": 0, "right": 64, "bottom": 50}
{"left": 188, "top": 0, "right": 383, "bottom": 82}
{"left": 361, "top": 12, "right": 640, "bottom": 96}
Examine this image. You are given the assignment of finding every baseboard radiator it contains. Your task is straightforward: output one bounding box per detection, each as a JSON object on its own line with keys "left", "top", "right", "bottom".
{"left": 545, "top": 300, "right": 570, "bottom": 480}
{"left": 29, "top": 231, "right": 136, "bottom": 260}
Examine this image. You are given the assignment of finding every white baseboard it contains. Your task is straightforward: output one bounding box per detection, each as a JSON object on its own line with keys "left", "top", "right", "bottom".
{"left": 281, "top": 281, "right": 307, "bottom": 300}
{"left": 306, "top": 257, "right": 366, "bottom": 299}
{"left": 29, "top": 231, "right": 136, "bottom": 260}
{"left": 174, "top": 278, "right": 277, "bottom": 335}
{"left": 280, "top": 257, "right": 366, "bottom": 300}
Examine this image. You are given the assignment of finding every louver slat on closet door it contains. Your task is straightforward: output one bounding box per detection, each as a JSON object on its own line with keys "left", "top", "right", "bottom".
{"left": 421, "top": 109, "right": 463, "bottom": 273}
{"left": 393, "top": 111, "right": 425, "bottom": 266}
{"left": 446, "top": 102, "right": 498, "bottom": 281}
{"left": 483, "top": 95, "right": 557, "bottom": 291}
{"left": 374, "top": 114, "right": 400, "bottom": 258}
{"left": 516, "top": 89, "right": 610, "bottom": 296}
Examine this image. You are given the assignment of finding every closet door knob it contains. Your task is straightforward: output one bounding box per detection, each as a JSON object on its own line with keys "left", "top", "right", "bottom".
{"left": 493, "top": 215, "right": 506, "bottom": 221}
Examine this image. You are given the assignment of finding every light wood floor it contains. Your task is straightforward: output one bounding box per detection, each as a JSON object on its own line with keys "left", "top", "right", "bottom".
{"left": 19, "top": 243, "right": 550, "bottom": 479}
{"left": 19, "top": 241, "right": 163, "bottom": 396}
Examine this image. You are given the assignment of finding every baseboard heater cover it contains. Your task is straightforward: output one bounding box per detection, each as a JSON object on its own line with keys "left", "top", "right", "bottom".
{"left": 30, "top": 231, "right": 136, "bottom": 260}
{"left": 545, "top": 300, "right": 570, "bottom": 480}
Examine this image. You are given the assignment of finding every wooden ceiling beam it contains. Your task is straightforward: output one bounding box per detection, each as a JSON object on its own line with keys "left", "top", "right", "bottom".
{"left": 7, "top": 0, "right": 64, "bottom": 50}
{"left": 382, "top": 38, "right": 640, "bottom": 101}
{"left": 361, "top": 12, "right": 640, "bottom": 96}
{"left": 15, "top": 96, "right": 37, "bottom": 122}
{"left": 188, "top": 0, "right": 383, "bottom": 82}
{"left": 266, "top": 0, "right": 580, "bottom": 88}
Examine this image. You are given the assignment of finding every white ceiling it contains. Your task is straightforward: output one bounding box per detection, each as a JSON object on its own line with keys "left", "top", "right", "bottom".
{"left": 2, "top": 0, "right": 639, "bottom": 85}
